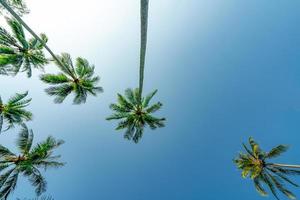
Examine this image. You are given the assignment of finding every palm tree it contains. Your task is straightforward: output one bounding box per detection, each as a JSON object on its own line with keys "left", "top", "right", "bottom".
{"left": 107, "top": 0, "right": 165, "bottom": 142}
{"left": 107, "top": 88, "right": 165, "bottom": 143}
{"left": 0, "top": 0, "right": 28, "bottom": 16}
{"left": 0, "top": 0, "right": 103, "bottom": 103}
{"left": 0, "top": 18, "right": 48, "bottom": 77}
{"left": 0, "top": 91, "right": 32, "bottom": 132}
{"left": 234, "top": 137, "right": 300, "bottom": 200}
{"left": 0, "top": 124, "right": 65, "bottom": 199}
{"left": 40, "top": 53, "right": 103, "bottom": 104}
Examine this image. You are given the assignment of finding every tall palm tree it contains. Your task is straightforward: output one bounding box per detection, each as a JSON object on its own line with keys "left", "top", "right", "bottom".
{"left": 0, "top": 0, "right": 28, "bottom": 16}
{"left": 0, "top": 124, "right": 65, "bottom": 199}
{"left": 0, "top": 0, "right": 103, "bottom": 103}
{"left": 107, "top": 88, "right": 165, "bottom": 143}
{"left": 0, "top": 18, "right": 48, "bottom": 77}
{"left": 107, "top": 0, "right": 165, "bottom": 143}
{"left": 40, "top": 53, "right": 103, "bottom": 104}
{"left": 0, "top": 91, "right": 32, "bottom": 132}
{"left": 234, "top": 137, "right": 300, "bottom": 200}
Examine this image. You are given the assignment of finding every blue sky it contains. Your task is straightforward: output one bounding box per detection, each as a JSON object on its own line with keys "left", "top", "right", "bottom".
{"left": 1, "top": 0, "right": 300, "bottom": 199}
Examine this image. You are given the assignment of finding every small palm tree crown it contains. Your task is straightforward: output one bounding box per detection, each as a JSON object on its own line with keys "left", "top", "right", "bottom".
{"left": 0, "top": 0, "right": 28, "bottom": 16}
{"left": 0, "top": 18, "right": 48, "bottom": 77}
{"left": 40, "top": 53, "right": 103, "bottom": 104}
{"left": 234, "top": 137, "right": 300, "bottom": 200}
{"left": 106, "top": 88, "right": 165, "bottom": 143}
{"left": 0, "top": 91, "right": 32, "bottom": 132}
{"left": 0, "top": 125, "right": 64, "bottom": 199}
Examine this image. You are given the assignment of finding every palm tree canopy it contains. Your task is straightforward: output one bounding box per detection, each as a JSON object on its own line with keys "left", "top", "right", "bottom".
{"left": 0, "top": 125, "right": 64, "bottom": 199}
{"left": 0, "top": 91, "right": 32, "bottom": 132}
{"left": 40, "top": 53, "right": 103, "bottom": 104}
{"left": 234, "top": 137, "right": 300, "bottom": 200}
{"left": 107, "top": 88, "right": 165, "bottom": 143}
{"left": 0, "top": 0, "right": 29, "bottom": 16}
{"left": 0, "top": 18, "right": 48, "bottom": 77}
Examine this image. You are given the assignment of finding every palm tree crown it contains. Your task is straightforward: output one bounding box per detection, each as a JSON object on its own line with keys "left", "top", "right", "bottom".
{"left": 40, "top": 53, "right": 103, "bottom": 104}
{"left": 0, "top": 18, "right": 48, "bottom": 77}
{"left": 0, "top": 91, "right": 32, "bottom": 132}
{"left": 0, "top": 125, "right": 64, "bottom": 199}
{"left": 107, "top": 88, "right": 165, "bottom": 143}
{"left": 234, "top": 137, "right": 300, "bottom": 200}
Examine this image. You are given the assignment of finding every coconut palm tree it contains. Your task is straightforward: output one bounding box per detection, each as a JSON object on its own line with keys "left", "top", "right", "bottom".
{"left": 234, "top": 137, "right": 300, "bottom": 200}
{"left": 0, "top": 91, "right": 32, "bottom": 132}
{"left": 107, "top": 88, "right": 165, "bottom": 143}
{"left": 0, "top": 0, "right": 28, "bottom": 16}
{"left": 40, "top": 53, "right": 103, "bottom": 104}
{"left": 0, "top": 124, "right": 65, "bottom": 199}
{"left": 107, "top": 0, "right": 165, "bottom": 143}
{"left": 0, "top": 18, "right": 48, "bottom": 77}
{"left": 0, "top": 0, "right": 103, "bottom": 104}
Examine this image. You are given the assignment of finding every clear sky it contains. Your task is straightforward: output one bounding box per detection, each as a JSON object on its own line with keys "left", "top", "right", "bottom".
{"left": 1, "top": 0, "right": 300, "bottom": 199}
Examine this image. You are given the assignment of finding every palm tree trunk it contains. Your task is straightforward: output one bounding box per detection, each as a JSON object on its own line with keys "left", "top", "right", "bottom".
{"left": 139, "top": 0, "right": 149, "bottom": 101}
{"left": 0, "top": 0, "right": 76, "bottom": 79}
{"left": 271, "top": 163, "right": 300, "bottom": 169}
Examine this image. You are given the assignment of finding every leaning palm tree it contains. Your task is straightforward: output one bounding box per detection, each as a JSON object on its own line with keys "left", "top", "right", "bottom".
{"left": 0, "top": 0, "right": 28, "bottom": 16}
{"left": 0, "top": 0, "right": 103, "bottom": 103}
{"left": 107, "top": 0, "right": 165, "bottom": 143}
{"left": 0, "top": 124, "right": 65, "bottom": 199}
{"left": 234, "top": 137, "right": 300, "bottom": 200}
{"left": 40, "top": 53, "right": 103, "bottom": 104}
{"left": 0, "top": 91, "right": 32, "bottom": 132}
{"left": 107, "top": 88, "right": 165, "bottom": 143}
{"left": 0, "top": 18, "right": 48, "bottom": 77}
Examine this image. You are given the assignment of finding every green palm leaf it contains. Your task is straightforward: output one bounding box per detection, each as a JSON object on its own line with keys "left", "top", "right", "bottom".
{"left": 267, "top": 145, "right": 289, "bottom": 159}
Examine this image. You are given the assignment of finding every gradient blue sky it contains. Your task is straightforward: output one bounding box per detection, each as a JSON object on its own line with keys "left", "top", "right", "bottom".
{"left": 1, "top": 0, "right": 300, "bottom": 199}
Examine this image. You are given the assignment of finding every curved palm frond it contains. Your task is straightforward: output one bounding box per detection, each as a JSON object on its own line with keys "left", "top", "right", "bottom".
{"left": 0, "top": 91, "right": 32, "bottom": 132}
{"left": 40, "top": 53, "right": 103, "bottom": 104}
{"left": 0, "top": 18, "right": 48, "bottom": 77}
{"left": 234, "top": 137, "right": 300, "bottom": 200}
{"left": 107, "top": 88, "right": 165, "bottom": 143}
{"left": 0, "top": 125, "right": 64, "bottom": 199}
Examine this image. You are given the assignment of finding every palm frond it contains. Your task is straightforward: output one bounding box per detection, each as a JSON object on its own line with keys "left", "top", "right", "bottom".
{"left": 0, "top": 169, "right": 18, "bottom": 200}
{"left": 267, "top": 145, "right": 289, "bottom": 159}
{"left": 17, "top": 124, "right": 33, "bottom": 154}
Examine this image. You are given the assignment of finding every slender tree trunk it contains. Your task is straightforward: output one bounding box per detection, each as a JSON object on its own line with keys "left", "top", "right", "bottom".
{"left": 271, "top": 163, "right": 300, "bottom": 169}
{"left": 139, "top": 0, "right": 149, "bottom": 101}
{"left": 0, "top": 0, "right": 76, "bottom": 79}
